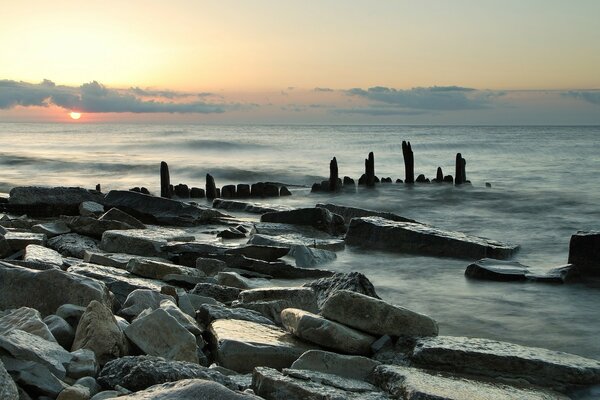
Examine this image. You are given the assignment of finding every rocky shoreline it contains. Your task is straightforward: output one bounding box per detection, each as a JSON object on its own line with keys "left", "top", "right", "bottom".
{"left": 1, "top": 185, "right": 599, "bottom": 399}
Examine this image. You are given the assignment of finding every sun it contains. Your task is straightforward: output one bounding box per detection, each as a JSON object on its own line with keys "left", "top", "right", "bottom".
{"left": 69, "top": 112, "right": 82, "bottom": 120}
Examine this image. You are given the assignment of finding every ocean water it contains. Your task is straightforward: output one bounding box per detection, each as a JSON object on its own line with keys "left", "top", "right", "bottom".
{"left": 1, "top": 123, "right": 600, "bottom": 360}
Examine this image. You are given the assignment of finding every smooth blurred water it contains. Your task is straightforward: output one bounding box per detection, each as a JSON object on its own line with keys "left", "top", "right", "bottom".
{"left": 1, "top": 123, "right": 600, "bottom": 359}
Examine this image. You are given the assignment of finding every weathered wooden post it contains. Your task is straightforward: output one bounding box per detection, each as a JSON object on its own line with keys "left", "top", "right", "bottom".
{"left": 455, "top": 153, "right": 464, "bottom": 185}
{"left": 206, "top": 173, "right": 217, "bottom": 199}
{"left": 329, "top": 157, "right": 339, "bottom": 191}
{"left": 160, "top": 161, "right": 171, "bottom": 198}
{"left": 461, "top": 157, "right": 467, "bottom": 183}
{"left": 436, "top": 167, "right": 443, "bottom": 182}
{"left": 402, "top": 141, "right": 414, "bottom": 184}
{"left": 366, "top": 152, "right": 375, "bottom": 187}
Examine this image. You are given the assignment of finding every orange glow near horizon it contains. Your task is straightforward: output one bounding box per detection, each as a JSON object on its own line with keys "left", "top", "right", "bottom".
{"left": 69, "top": 112, "right": 82, "bottom": 120}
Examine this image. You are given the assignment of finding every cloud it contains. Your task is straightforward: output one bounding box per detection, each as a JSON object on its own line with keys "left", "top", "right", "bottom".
{"left": 332, "top": 107, "right": 428, "bottom": 116}
{"left": 0, "top": 79, "right": 228, "bottom": 113}
{"left": 346, "top": 85, "right": 495, "bottom": 110}
{"left": 563, "top": 90, "right": 600, "bottom": 105}
{"left": 314, "top": 87, "right": 334, "bottom": 92}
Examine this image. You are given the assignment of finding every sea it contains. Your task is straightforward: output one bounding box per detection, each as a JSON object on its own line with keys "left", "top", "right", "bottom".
{"left": 1, "top": 123, "right": 600, "bottom": 364}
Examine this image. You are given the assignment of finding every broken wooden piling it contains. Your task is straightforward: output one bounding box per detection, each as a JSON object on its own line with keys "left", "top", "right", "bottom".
{"left": 366, "top": 152, "right": 375, "bottom": 187}
{"left": 206, "top": 173, "right": 217, "bottom": 199}
{"left": 402, "top": 141, "right": 415, "bottom": 184}
{"left": 160, "top": 161, "right": 171, "bottom": 198}
{"left": 329, "top": 157, "right": 339, "bottom": 191}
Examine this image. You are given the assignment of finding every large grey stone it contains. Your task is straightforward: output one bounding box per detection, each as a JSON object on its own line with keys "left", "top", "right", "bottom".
{"left": 160, "top": 299, "right": 202, "bottom": 336}
{"left": 64, "top": 216, "right": 135, "bottom": 239}
{"left": 321, "top": 290, "right": 438, "bottom": 337}
{"left": 316, "top": 203, "right": 417, "bottom": 224}
{"left": 249, "top": 231, "right": 345, "bottom": 252}
{"left": 83, "top": 251, "right": 170, "bottom": 270}
{"left": 411, "top": 336, "right": 600, "bottom": 387}
{"left": 124, "top": 308, "right": 198, "bottom": 363}
{"left": 116, "top": 378, "right": 260, "bottom": 400}
{"left": 0, "top": 358, "right": 19, "bottom": 400}
{"left": 208, "top": 319, "right": 319, "bottom": 373}
{"left": 197, "top": 303, "right": 276, "bottom": 327}
{"left": 196, "top": 257, "right": 228, "bottom": 276}
{"left": 56, "top": 304, "right": 87, "bottom": 328}
{"left": 371, "top": 364, "right": 568, "bottom": 400}
{"left": 72, "top": 300, "right": 128, "bottom": 366}
{"left": 43, "top": 315, "right": 76, "bottom": 350}
{"left": 100, "top": 228, "right": 194, "bottom": 257}
{"left": 190, "top": 283, "right": 241, "bottom": 304}
{"left": 224, "top": 245, "right": 289, "bottom": 262}
{"left": 260, "top": 207, "right": 346, "bottom": 235}
{"left": 0, "top": 262, "right": 113, "bottom": 317}
{"left": 99, "top": 208, "right": 146, "bottom": 229}
{"left": 233, "top": 300, "right": 302, "bottom": 325}
{"left": 23, "top": 244, "right": 64, "bottom": 270}
{"left": 8, "top": 187, "right": 104, "bottom": 216}
{"left": 126, "top": 258, "right": 203, "bottom": 280}
{"left": 213, "top": 199, "right": 292, "bottom": 214}
{"left": 67, "top": 348, "right": 99, "bottom": 379}
{"left": 291, "top": 350, "right": 381, "bottom": 381}
{"left": 4, "top": 231, "right": 46, "bottom": 251}
{"left": 119, "top": 289, "right": 175, "bottom": 320}
{"left": 281, "top": 308, "right": 376, "bottom": 356}
{"left": 48, "top": 233, "right": 100, "bottom": 258}
{"left": 0, "top": 307, "right": 57, "bottom": 342}
{"left": 346, "top": 217, "right": 519, "bottom": 260}
{"left": 0, "top": 329, "right": 73, "bottom": 379}
{"left": 220, "top": 254, "right": 333, "bottom": 280}
{"left": 568, "top": 231, "right": 600, "bottom": 276}
{"left": 1, "top": 356, "right": 68, "bottom": 397}
{"left": 304, "top": 272, "right": 379, "bottom": 308}
{"left": 79, "top": 201, "right": 105, "bottom": 217}
{"left": 288, "top": 245, "right": 336, "bottom": 268}
{"left": 239, "top": 287, "right": 318, "bottom": 313}
{"left": 252, "top": 367, "right": 389, "bottom": 400}
{"left": 217, "top": 271, "right": 267, "bottom": 289}
{"left": 98, "top": 355, "right": 237, "bottom": 392}
{"left": 31, "top": 221, "right": 71, "bottom": 238}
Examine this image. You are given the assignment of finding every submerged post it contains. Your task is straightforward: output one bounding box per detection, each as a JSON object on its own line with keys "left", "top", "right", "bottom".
{"left": 329, "top": 157, "right": 339, "bottom": 191}
{"left": 455, "top": 153, "right": 464, "bottom": 185}
{"left": 402, "top": 141, "right": 414, "bottom": 184}
{"left": 436, "top": 167, "right": 443, "bottom": 182}
{"left": 206, "top": 173, "right": 217, "bottom": 199}
{"left": 461, "top": 157, "right": 467, "bottom": 183}
{"left": 366, "top": 152, "right": 375, "bottom": 187}
{"left": 160, "top": 161, "right": 171, "bottom": 198}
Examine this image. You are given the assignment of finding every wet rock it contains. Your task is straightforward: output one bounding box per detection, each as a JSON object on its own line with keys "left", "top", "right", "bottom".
{"left": 56, "top": 384, "right": 91, "bottom": 400}
{"left": 321, "top": 290, "right": 438, "bottom": 337}
{"left": 72, "top": 301, "right": 128, "bottom": 366}
{"left": 465, "top": 258, "right": 530, "bottom": 281}
{"left": 0, "top": 263, "right": 113, "bottom": 317}
{"left": 0, "top": 358, "right": 19, "bottom": 400}
{"left": 98, "top": 355, "right": 237, "bottom": 392}
{"left": 23, "top": 244, "right": 63, "bottom": 270}
{"left": 1, "top": 356, "right": 68, "bottom": 397}
{"left": 98, "top": 208, "right": 146, "bottom": 229}
{"left": 67, "top": 349, "right": 99, "bottom": 379}
{"left": 291, "top": 350, "right": 380, "bottom": 381}
{"left": 119, "top": 289, "right": 176, "bottom": 320}
{"left": 281, "top": 308, "right": 376, "bottom": 355}
{"left": 225, "top": 245, "right": 289, "bottom": 262}
{"left": 8, "top": 186, "right": 104, "bottom": 217}
{"left": 568, "top": 231, "right": 600, "bottom": 276}
{"left": 4, "top": 231, "right": 46, "bottom": 251}
{"left": 346, "top": 217, "right": 519, "bottom": 260}
{"left": 79, "top": 201, "right": 105, "bottom": 217}
{"left": 218, "top": 227, "right": 246, "bottom": 239}
{"left": 0, "top": 307, "right": 57, "bottom": 343}
{"left": 126, "top": 258, "right": 203, "bottom": 280}
{"left": 74, "top": 376, "right": 101, "bottom": 397}
{"left": 48, "top": 233, "right": 100, "bottom": 258}
{"left": 252, "top": 367, "right": 388, "bottom": 400}
{"left": 230, "top": 256, "right": 333, "bottom": 279}
{"left": 43, "top": 315, "right": 75, "bottom": 350}
{"left": 371, "top": 364, "right": 568, "bottom": 400}
{"left": 288, "top": 245, "right": 336, "bottom": 268}
{"left": 115, "top": 378, "right": 258, "bottom": 400}
{"left": 238, "top": 287, "right": 318, "bottom": 313}
{"left": 316, "top": 203, "right": 417, "bottom": 224}
{"left": 279, "top": 186, "right": 292, "bottom": 196}
{"left": 31, "top": 221, "right": 71, "bottom": 238}
{"left": 190, "top": 283, "right": 242, "bottom": 304}
{"left": 124, "top": 308, "right": 198, "bottom": 363}
{"left": 196, "top": 257, "right": 228, "bottom": 276}
{"left": 250, "top": 226, "right": 345, "bottom": 251}
{"left": 217, "top": 271, "right": 265, "bottom": 289}
{"left": 208, "top": 319, "right": 319, "bottom": 372}
{"left": 159, "top": 299, "right": 202, "bottom": 337}
{"left": 64, "top": 216, "right": 134, "bottom": 239}
{"left": 212, "top": 199, "right": 291, "bottom": 214}
{"left": 0, "top": 329, "right": 73, "bottom": 379}
{"left": 100, "top": 228, "right": 193, "bottom": 257}
{"left": 411, "top": 335, "right": 600, "bottom": 387}
{"left": 104, "top": 190, "right": 224, "bottom": 226}
{"left": 261, "top": 208, "right": 346, "bottom": 236}
{"left": 197, "top": 303, "right": 276, "bottom": 327}
{"left": 303, "top": 272, "right": 380, "bottom": 308}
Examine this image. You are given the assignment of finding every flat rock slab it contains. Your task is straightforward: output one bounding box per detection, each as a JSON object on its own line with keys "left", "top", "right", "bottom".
{"left": 119, "top": 289, "right": 176, "bottom": 320}
{"left": 281, "top": 308, "right": 376, "bottom": 355}
{"left": 0, "top": 358, "right": 19, "bottom": 400}
{"left": 98, "top": 355, "right": 237, "bottom": 392}
{"left": 291, "top": 350, "right": 381, "bottom": 381}
{"left": 321, "top": 290, "right": 438, "bottom": 337}
{"left": 4, "top": 231, "right": 46, "bottom": 250}
{"left": 48, "top": 233, "right": 100, "bottom": 258}
{"left": 101, "top": 228, "right": 194, "bottom": 257}
{"left": 239, "top": 287, "right": 318, "bottom": 313}
{"left": 64, "top": 215, "right": 135, "bottom": 239}
{"left": 0, "top": 307, "right": 57, "bottom": 342}
{"left": 260, "top": 208, "right": 346, "bottom": 236}
{"left": 126, "top": 258, "right": 203, "bottom": 280}
{"left": 371, "top": 364, "right": 569, "bottom": 400}
{"left": 250, "top": 226, "right": 345, "bottom": 251}
{"left": 31, "top": 221, "right": 71, "bottom": 238}
{"left": 191, "top": 283, "right": 242, "bottom": 304}
{"left": 24, "top": 244, "right": 63, "bottom": 269}
{"left": 316, "top": 203, "right": 417, "bottom": 224}
{"left": 99, "top": 207, "right": 147, "bottom": 229}
{"left": 115, "top": 378, "right": 260, "bottom": 400}
{"left": 1, "top": 356, "right": 68, "bottom": 397}
{"left": 252, "top": 367, "right": 390, "bottom": 400}
{"left": 225, "top": 245, "right": 290, "bottom": 262}
{"left": 213, "top": 199, "right": 293, "bottom": 214}
{"left": 208, "top": 319, "right": 320, "bottom": 373}
{"left": 0, "top": 261, "right": 113, "bottom": 317}
{"left": 346, "top": 217, "right": 519, "bottom": 260}
{"left": 8, "top": 186, "right": 104, "bottom": 216}
{"left": 411, "top": 336, "right": 600, "bottom": 387}
{"left": 83, "top": 250, "right": 171, "bottom": 269}
{"left": 197, "top": 303, "right": 276, "bottom": 326}
{"left": 303, "top": 272, "right": 380, "bottom": 308}
{"left": 465, "top": 258, "right": 531, "bottom": 281}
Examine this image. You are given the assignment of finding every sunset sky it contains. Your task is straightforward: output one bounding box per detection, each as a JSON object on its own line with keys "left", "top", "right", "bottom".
{"left": 1, "top": 0, "right": 599, "bottom": 124}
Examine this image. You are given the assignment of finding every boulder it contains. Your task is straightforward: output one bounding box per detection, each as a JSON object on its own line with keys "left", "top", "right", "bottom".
{"left": 346, "top": 217, "right": 519, "bottom": 260}
{"left": 103, "top": 190, "right": 225, "bottom": 226}
{"left": 23, "top": 244, "right": 64, "bottom": 270}
{"left": 99, "top": 208, "right": 146, "bottom": 229}
{"left": 98, "top": 355, "right": 237, "bottom": 392}
{"left": 291, "top": 350, "right": 380, "bottom": 381}
{"left": 48, "top": 233, "right": 100, "bottom": 258}
{"left": 124, "top": 308, "right": 199, "bottom": 363}
{"left": 74, "top": 376, "right": 102, "bottom": 397}
{"left": 126, "top": 258, "right": 203, "bottom": 280}
{"left": 0, "top": 329, "right": 73, "bottom": 379}
{"left": 238, "top": 287, "right": 318, "bottom": 313}
{"left": 303, "top": 272, "right": 379, "bottom": 308}
{"left": 100, "top": 228, "right": 193, "bottom": 257}
{"left": 56, "top": 384, "right": 91, "bottom": 400}
{"left": 207, "top": 319, "right": 319, "bottom": 373}
{"left": 8, "top": 187, "right": 104, "bottom": 216}
{"left": 159, "top": 299, "right": 203, "bottom": 336}
{"left": 0, "top": 307, "right": 57, "bottom": 342}
{"left": 281, "top": 308, "right": 376, "bottom": 355}
{"left": 67, "top": 348, "right": 99, "bottom": 379}
{"left": 3, "top": 231, "right": 46, "bottom": 251}
{"left": 0, "top": 358, "right": 19, "bottom": 400}
{"left": 225, "top": 245, "right": 289, "bottom": 262}
{"left": 31, "top": 221, "right": 71, "bottom": 238}
{"left": 114, "top": 378, "right": 259, "bottom": 400}
{"left": 568, "top": 231, "right": 600, "bottom": 276}
{"left": 411, "top": 336, "right": 600, "bottom": 387}
{"left": 43, "top": 315, "right": 75, "bottom": 350}
{"left": 190, "top": 283, "right": 241, "bottom": 304}
{"left": 217, "top": 271, "right": 266, "bottom": 290}
{"left": 321, "top": 290, "right": 438, "bottom": 337}
{"left": 119, "top": 289, "right": 175, "bottom": 320}
{"left": 72, "top": 300, "right": 128, "bottom": 366}
{"left": 218, "top": 228, "right": 246, "bottom": 239}
{"left": 196, "top": 257, "right": 228, "bottom": 276}
{"left": 0, "top": 262, "right": 113, "bottom": 317}
{"left": 1, "top": 356, "right": 68, "bottom": 397}
{"left": 197, "top": 304, "right": 276, "bottom": 327}
{"left": 252, "top": 367, "right": 388, "bottom": 400}
{"left": 316, "top": 203, "right": 417, "bottom": 224}
{"left": 288, "top": 245, "right": 336, "bottom": 268}
{"left": 56, "top": 304, "right": 87, "bottom": 328}
{"left": 465, "top": 258, "right": 530, "bottom": 281}
{"left": 260, "top": 208, "right": 346, "bottom": 235}
{"left": 79, "top": 201, "right": 105, "bottom": 217}
{"left": 64, "top": 216, "right": 135, "bottom": 239}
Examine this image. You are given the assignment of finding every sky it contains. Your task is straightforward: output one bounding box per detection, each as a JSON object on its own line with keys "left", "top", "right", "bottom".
{"left": 1, "top": 0, "right": 599, "bottom": 124}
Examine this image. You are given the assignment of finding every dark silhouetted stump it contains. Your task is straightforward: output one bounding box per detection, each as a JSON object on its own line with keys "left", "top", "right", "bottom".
{"left": 264, "top": 184, "right": 279, "bottom": 197}
{"left": 174, "top": 184, "right": 190, "bottom": 198}
{"left": 329, "top": 157, "right": 339, "bottom": 192}
{"left": 381, "top": 177, "right": 392, "bottom": 183}
{"left": 366, "top": 152, "right": 375, "bottom": 187}
{"left": 206, "top": 174, "right": 217, "bottom": 199}
{"left": 402, "top": 141, "right": 414, "bottom": 184}
{"left": 130, "top": 187, "right": 141, "bottom": 192}
{"left": 343, "top": 176, "right": 355, "bottom": 186}
{"left": 95, "top": 184, "right": 102, "bottom": 192}
{"left": 358, "top": 174, "right": 366, "bottom": 185}
{"left": 311, "top": 183, "right": 321, "bottom": 192}
{"left": 436, "top": 167, "right": 443, "bottom": 182}
{"left": 237, "top": 184, "right": 251, "bottom": 197}
{"left": 190, "top": 187, "right": 205, "bottom": 198}
{"left": 443, "top": 175, "right": 454, "bottom": 184}
{"left": 395, "top": 178, "right": 403, "bottom": 183}
{"left": 160, "top": 161, "right": 171, "bottom": 198}
{"left": 461, "top": 157, "right": 467, "bottom": 183}
{"left": 251, "top": 182, "right": 265, "bottom": 197}
{"left": 416, "top": 174, "right": 427, "bottom": 183}
{"left": 140, "top": 187, "right": 150, "bottom": 195}
{"left": 215, "top": 188, "right": 221, "bottom": 198}
{"left": 455, "top": 153, "right": 464, "bottom": 185}
{"left": 280, "top": 186, "right": 292, "bottom": 196}
{"left": 221, "top": 185, "right": 236, "bottom": 198}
